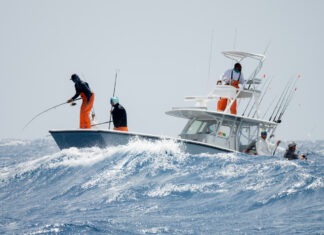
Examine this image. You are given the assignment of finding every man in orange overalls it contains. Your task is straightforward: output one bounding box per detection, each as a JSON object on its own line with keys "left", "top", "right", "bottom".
{"left": 67, "top": 74, "right": 95, "bottom": 128}
{"left": 217, "top": 63, "right": 245, "bottom": 114}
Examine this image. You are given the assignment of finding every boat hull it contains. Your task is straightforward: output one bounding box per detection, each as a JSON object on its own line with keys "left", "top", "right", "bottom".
{"left": 49, "top": 129, "right": 231, "bottom": 155}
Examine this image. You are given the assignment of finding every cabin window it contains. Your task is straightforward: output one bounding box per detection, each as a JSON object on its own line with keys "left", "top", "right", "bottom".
{"left": 206, "top": 123, "right": 218, "bottom": 134}
{"left": 239, "top": 125, "right": 258, "bottom": 145}
{"left": 185, "top": 120, "right": 205, "bottom": 134}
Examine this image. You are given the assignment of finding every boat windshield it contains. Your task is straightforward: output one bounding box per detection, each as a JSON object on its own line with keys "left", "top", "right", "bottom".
{"left": 182, "top": 120, "right": 220, "bottom": 135}
{"left": 179, "top": 117, "right": 275, "bottom": 152}
{"left": 180, "top": 119, "right": 236, "bottom": 149}
{"left": 183, "top": 120, "right": 219, "bottom": 134}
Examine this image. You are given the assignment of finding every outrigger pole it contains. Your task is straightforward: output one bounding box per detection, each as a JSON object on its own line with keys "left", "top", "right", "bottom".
{"left": 108, "top": 70, "right": 119, "bottom": 130}
{"left": 23, "top": 98, "right": 81, "bottom": 130}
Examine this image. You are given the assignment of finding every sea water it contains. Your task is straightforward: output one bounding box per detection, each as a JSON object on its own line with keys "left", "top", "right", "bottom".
{"left": 0, "top": 137, "right": 323, "bottom": 234}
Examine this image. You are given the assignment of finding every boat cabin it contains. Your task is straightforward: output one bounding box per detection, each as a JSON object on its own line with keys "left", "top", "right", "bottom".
{"left": 165, "top": 50, "right": 280, "bottom": 153}
{"left": 166, "top": 108, "right": 277, "bottom": 153}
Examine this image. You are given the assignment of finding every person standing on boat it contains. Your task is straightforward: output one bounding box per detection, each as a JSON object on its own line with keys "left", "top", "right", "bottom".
{"left": 110, "top": 97, "right": 128, "bottom": 131}
{"left": 283, "top": 142, "right": 307, "bottom": 160}
{"left": 256, "top": 131, "right": 281, "bottom": 156}
{"left": 67, "top": 74, "right": 95, "bottom": 129}
{"left": 217, "top": 63, "right": 245, "bottom": 114}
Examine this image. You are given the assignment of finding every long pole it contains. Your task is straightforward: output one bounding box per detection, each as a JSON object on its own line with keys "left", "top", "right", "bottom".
{"left": 269, "top": 79, "right": 291, "bottom": 121}
{"left": 277, "top": 87, "right": 297, "bottom": 122}
{"left": 276, "top": 75, "right": 300, "bottom": 122}
{"left": 91, "top": 120, "right": 112, "bottom": 127}
{"left": 251, "top": 76, "right": 273, "bottom": 118}
{"left": 23, "top": 98, "right": 81, "bottom": 130}
{"left": 108, "top": 70, "right": 119, "bottom": 130}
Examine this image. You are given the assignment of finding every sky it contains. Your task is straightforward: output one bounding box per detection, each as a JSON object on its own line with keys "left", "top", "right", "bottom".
{"left": 0, "top": 0, "right": 323, "bottom": 141}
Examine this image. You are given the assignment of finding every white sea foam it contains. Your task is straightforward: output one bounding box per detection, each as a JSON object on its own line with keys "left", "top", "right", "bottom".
{"left": 0, "top": 139, "right": 30, "bottom": 147}
{"left": 1, "top": 139, "right": 324, "bottom": 234}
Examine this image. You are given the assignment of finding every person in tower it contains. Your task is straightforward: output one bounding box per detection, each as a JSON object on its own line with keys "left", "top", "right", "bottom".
{"left": 217, "top": 62, "right": 245, "bottom": 114}
{"left": 67, "top": 74, "right": 95, "bottom": 129}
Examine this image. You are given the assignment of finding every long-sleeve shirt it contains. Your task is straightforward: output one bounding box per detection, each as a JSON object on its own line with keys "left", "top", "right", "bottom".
{"left": 283, "top": 149, "right": 299, "bottom": 160}
{"left": 256, "top": 138, "right": 277, "bottom": 156}
{"left": 71, "top": 80, "right": 92, "bottom": 102}
{"left": 222, "top": 69, "right": 245, "bottom": 86}
{"left": 111, "top": 103, "right": 127, "bottom": 128}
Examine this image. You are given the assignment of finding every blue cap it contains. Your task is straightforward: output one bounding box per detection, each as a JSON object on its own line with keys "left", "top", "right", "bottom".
{"left": 110, "top": 96, "right": 119, "bottom": 105}
{"left": 261, "top": 131, "right": 267, "bottom": 135}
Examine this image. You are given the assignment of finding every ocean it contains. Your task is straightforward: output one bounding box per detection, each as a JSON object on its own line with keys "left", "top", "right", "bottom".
{"left": 0, "top": 137, "right": 323, "bottom": 234}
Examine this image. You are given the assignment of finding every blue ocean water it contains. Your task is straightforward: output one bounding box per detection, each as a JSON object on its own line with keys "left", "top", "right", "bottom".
{"left": 0, "top": 137, "right": 323, "bottom": 234}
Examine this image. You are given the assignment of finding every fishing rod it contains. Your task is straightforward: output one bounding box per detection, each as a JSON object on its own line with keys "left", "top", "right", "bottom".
{"left": 272, "top": 79, "right": 294, "bottom": 121}
{"left": 269, "top": 76, "right": 300, "bottom": 136}
{"left": 277, "top": 87, "right": 297, "bottom": 122}
{"left": 269, "top": 78, "right": 291, "bottom": 121}
{"left": 108, "top": 70, "right": 119, "bottom": 130}
{"left": 23, "top": 98, "right": 81, "bottom": 130}
{"left": 273, "top": 76, "right": 299, "bottom": 122}
{"left": 276, "top": 75, "right": 301, "bottom": 122}
{"left": 273, "top": 83, "right": 293, "bottom": 122}
{"left": 251, "top": 76, "right": 273, "bottom": 118}
{"left": 272, "top": 139, "right": 281, "bottom": 156}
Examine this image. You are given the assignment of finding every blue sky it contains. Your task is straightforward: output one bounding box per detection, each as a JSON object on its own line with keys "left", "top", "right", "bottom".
{"left": 0, "top": 0, "right": 323, "bottom": 140}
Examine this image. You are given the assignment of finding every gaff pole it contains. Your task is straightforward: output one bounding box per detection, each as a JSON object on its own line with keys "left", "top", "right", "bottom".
{"left": 108, "top": 70, "right": 119, "bottom": 130}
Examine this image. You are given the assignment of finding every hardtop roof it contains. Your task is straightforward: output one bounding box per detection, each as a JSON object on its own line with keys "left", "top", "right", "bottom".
{"left": 222, "top": 51, "right": 266, "bottom": 62}
{"left": 166, "top": 108, "right": 277, "bottom": 126}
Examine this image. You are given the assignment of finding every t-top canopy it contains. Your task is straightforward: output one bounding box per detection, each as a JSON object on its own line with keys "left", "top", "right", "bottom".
{"left": 222, "top": 51, "right": 266, "bottom": 62}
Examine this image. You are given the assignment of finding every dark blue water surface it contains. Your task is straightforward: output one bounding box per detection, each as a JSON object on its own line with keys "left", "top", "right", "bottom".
{"left": 1, "top": 137, "right": 323, "bottom": 234}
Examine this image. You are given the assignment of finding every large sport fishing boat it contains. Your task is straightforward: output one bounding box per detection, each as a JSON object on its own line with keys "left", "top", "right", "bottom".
{"left": 50, "top": 51, "right": 294, "bottom": 155}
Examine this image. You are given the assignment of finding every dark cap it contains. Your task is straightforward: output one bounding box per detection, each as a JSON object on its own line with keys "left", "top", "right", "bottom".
{"left": 234, "top": 63, "right": 242, "bottom": 72}
{"left": 288, "top": 142, "right": 297, "bottom": 148}
{"left": 70, "top": 74, "right": 79, "bottom": 81}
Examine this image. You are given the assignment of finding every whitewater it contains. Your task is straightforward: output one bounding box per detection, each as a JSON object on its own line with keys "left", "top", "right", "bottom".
{"left": 0, "top": 137, "right": 323, "bottom": 234}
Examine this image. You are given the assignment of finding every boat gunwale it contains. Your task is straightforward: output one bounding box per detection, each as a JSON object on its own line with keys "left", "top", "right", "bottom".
{"left": 49, "top": 129, "right": 233, "bottom": 153}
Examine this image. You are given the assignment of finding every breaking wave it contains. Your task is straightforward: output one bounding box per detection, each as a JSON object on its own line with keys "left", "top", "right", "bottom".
{"left": 0, "top": 137, "right": 323, "bottom": 234}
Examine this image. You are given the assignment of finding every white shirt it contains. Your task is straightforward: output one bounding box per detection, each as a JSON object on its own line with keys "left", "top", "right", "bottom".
{"left": 222, "top": 69, "right": 245, "bottom": 86}
{"left": 255, "top": 138, "right": 277, "bottom": 156}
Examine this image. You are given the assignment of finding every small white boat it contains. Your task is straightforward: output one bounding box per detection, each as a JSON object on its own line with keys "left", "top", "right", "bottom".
{"left": 50, "top": 51, "right": 290, "bottom": 155}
